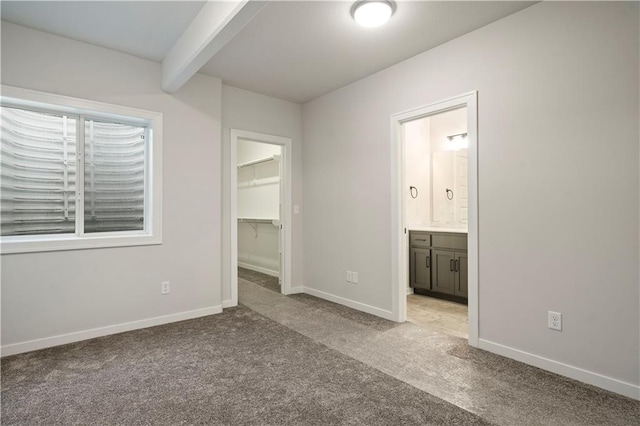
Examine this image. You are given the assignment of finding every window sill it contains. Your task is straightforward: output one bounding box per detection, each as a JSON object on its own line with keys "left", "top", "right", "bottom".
{"left": 1, "top": 232, "right": 162, "bottom": 255}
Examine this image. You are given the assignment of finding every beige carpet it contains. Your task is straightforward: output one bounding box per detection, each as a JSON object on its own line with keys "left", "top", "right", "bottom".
{"left": 1, "top": 306, "right": 490, "bottom": 425}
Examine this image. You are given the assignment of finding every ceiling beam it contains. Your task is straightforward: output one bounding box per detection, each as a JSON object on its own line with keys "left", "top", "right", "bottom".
{"left": 162, "top": 0, "right": 267, "bottom": 93}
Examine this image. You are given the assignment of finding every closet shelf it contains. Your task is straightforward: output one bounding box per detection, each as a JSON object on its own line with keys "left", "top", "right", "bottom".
{"left": 238, "top": 218, "right": 280, "bottom": 226}
{"left": 237, "top": 155, "right": 281, "bottom": 169}
{"left": 237, "top": 176, "right": 280, "bottom": 188}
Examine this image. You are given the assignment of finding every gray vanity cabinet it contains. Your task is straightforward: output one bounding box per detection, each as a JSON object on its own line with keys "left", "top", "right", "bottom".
{"left": 409, "top": 230, "right": 468, "bottom": 301}
{"left": 455, "top": 252, "right": 468, "bottom": 297}
{"left": 410, "top": 247, "right": 431, "bottom": 290}
{"left": 432, "top": 249, "right": 456, "bottom": 295}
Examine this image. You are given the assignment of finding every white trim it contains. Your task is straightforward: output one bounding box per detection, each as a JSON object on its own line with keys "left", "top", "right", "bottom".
{"left": 222, "top": 299, "right": 236, "bottom": 308}
{"left": 478, "top": 339, "right": 640, "bottom": 400}
{"left": 1, "top": 85, "right": 160, "bottom": 125}
{"left": 0, "top": 85, "right": 163, "bottom": 254}
{"left": 406, "top": 287, "right": 414, "bottom": 295}
{"left": 1, "top": 306, "right": 221, "bottom": 357}
{"left": 238, "top": 261, "right": 279, "bottom": 278}
{"left": 390, "top": 91, "right": 479, "bottom": 347}
{"left": 229, "top": 129, "right": 293, "bottom": 308}
{"left": 302, "top": 287, "right": 395, "bottom": 321}
{"left": 288, "top": 286, "right": 304, "bottom": 294}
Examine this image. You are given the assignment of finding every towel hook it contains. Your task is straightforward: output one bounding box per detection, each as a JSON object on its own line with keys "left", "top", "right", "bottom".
{"left": 446, "top": 188, "right": 454, "bottom": 200}
{"left": 409, "top": 186, "right": 418, "bottom": 199}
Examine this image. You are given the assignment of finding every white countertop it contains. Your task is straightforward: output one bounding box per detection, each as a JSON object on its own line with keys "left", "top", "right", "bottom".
{"left": 408, "top": 225, "right": 467, "bottom": 234}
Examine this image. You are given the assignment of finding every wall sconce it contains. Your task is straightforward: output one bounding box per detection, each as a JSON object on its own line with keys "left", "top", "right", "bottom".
{"left": 446, "top": 132, "right": 468, "bottom": 150}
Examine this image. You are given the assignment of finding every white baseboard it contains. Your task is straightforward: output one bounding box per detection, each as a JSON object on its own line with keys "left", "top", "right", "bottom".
{"left": 238, "top": 262, "right": 279, "bottom": 277}
{"left": 302, "top": 287, "right": 394, "bottom": 321}
{"left": 287, "top": 286, "right": 304, "bottom": 294}
{"left": 222, "top": 299, "right": 236, "bottom": 308}
{"left": 406, "top": 287, "right": 414, "bottom": 295}
{"left": 1, "top": 305, "right": 222, "bottom": 357}
{"left": 478, "top": 339, "right": 640, "bottom": 400}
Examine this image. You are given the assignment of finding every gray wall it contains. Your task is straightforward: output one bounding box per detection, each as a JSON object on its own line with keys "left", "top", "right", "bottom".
{"left": 1, "top": 22, "right": 223, "bottom": 346}
{"left": 302, "top": 2, "right": 639, "bottom": 386}
{"left": 221, "top": 85, "right": 303, "bottom": 303}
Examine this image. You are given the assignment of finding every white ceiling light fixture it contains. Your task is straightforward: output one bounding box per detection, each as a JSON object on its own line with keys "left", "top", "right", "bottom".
{"left": 351, "top": 1, "right": 396, "bottom": 28}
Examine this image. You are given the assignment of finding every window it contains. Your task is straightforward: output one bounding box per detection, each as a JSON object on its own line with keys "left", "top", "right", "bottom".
{"left": 1, "top": 86, "right": 162, "bottom": 253}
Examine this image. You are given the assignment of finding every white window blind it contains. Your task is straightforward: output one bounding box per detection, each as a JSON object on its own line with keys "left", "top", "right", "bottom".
{"left": 1, "top": 107, "right": 77, "bottom": 236}
{"left": 84, "top": 119, "right": 145, "bottom": 233}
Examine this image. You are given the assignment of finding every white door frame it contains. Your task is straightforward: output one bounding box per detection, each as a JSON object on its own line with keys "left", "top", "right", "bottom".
{"left": 230, "top": 129, "right": 293, "bottom": 306}
{"left": 390, "top": 91, "right": 479, "bottom": 347}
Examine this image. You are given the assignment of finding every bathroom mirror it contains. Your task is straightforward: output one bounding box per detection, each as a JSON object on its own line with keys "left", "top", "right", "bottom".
{"left": 403, "top": 106, "right": 468, "bottom": 229}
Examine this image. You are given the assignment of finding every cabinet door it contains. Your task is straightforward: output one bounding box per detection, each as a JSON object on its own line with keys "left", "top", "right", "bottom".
{"left": 455, "top": 251, "right": 468, "bottom": 297}
{"left": 432, "top": 249, "right": 455, "bottom": 295}
{"left": 410, "top": 247, "right": 431, "bottom": 290}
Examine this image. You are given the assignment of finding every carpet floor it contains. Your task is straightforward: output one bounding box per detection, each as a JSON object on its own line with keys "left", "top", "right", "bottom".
{"left": 289, "top": 293, "right": 399, "bottom": 332}
{"left": 1, "top": 306, "right": 490, "bottom": 425}
{"left": 238, "top": 267, "right": 280, "bottom": 293}
{"left": 241, "top": 268, "right": 399, "bottom": 332}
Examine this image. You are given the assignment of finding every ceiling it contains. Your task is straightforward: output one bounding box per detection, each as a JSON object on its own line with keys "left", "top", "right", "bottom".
{"left": 1, "top": 1, "right": 206, "bottom": 62}
{"left": 1, "top": 1, "right": 535, "bottom": 103}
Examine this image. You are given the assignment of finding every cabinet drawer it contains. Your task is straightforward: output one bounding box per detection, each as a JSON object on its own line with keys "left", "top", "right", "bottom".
{"left": 410, "top": 232, "right": 431, "bottom": 247}
{"left": 432, "top": 234, "right": 467, "bottom": 250}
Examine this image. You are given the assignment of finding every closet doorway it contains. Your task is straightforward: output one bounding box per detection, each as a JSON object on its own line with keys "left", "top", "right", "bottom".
{"left": 230, "top": 130, "right": 292, "bottom": 306}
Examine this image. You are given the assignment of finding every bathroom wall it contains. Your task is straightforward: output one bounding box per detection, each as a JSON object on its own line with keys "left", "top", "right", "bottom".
{"left": 403, "top": 118, "right": 430, "bottom": 226}
{"left": 404, "top": 108, "right": 467, "bottom": 228}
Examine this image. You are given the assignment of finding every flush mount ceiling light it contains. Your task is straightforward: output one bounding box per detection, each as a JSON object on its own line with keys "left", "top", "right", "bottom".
{"left": 351, "top": 1, "right": 396, "bottom": 28}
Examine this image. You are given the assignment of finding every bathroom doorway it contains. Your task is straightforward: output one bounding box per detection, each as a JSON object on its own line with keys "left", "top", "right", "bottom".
{"left": 390, "top": 92, "right": 479, "bottom": 346}
{"left": 403, "top": 107, "right": 469, "bottom": 339}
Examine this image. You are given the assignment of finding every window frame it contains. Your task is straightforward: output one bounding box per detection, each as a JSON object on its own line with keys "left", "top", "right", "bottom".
{"left": 1, "top": 85, "right": 162, "bottom": 254}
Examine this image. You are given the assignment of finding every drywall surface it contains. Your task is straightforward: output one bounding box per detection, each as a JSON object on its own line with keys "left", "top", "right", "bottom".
{"left": 1, "top": 22, "right": 222, "bottom": 347}
{"left": 404, "top": 118, "right": 430, "bottom": 226}
{"left": 221, "top": 85, "right": 303, "bottom": 302}
{"left": 302, "top": 2, "right": 639, "bottom": 388}
{"left": 238, "top": 223, "right": 280, "bottom": 275}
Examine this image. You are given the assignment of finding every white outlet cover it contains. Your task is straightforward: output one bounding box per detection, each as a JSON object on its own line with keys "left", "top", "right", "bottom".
{"left": 352, "top": 272, "right": 358, "bottom": 283}
{"left": 346, "top": 271, "right": 352, "bottom": 282}
{"left": 548, "top": 311, "right": 562, "bottom": 331}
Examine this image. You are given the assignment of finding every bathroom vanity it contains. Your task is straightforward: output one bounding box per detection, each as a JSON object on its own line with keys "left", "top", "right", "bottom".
{"left": 409, "top": 229, "right": 467, "bottom": 303}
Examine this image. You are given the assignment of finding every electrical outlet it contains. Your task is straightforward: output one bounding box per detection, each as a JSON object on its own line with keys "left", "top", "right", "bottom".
{"left": 548, "top": 311, "right": 562, "bottom": 331}
{"left": 161, "top": 281, "right": 170, "bottom": 295}
{"left": 352, "top": 272, "right": 358, "bottom": 283}
{"left": 346, "top": 271, "right": 352, "bottom": 282}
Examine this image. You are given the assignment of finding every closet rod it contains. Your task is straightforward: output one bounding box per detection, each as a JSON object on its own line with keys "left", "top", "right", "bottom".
{"left": 237, "top": 218, "right": 279, "bottom": 226}
{"left": 237, "top": 154, "right": 280, "bottom": 169}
